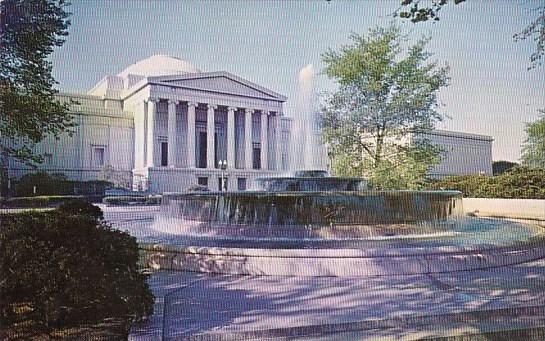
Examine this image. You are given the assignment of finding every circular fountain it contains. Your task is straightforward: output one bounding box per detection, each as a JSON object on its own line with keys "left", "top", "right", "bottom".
{"left": 142, "top": 171, "right": 545, "bottom": 277}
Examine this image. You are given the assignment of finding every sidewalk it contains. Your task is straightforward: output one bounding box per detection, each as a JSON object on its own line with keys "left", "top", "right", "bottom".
{"left": 130, "top": 257, "right": 545, "bottom": 340}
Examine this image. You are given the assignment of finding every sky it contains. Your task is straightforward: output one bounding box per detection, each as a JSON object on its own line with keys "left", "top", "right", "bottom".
{"left": 51, "top": 0, "right": 545, "bottom": 162}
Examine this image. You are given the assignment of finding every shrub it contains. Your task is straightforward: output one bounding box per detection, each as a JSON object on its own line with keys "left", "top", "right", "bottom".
{"left": 0, "top": 210, "right": 154, "bottom": 332}
{"left": 14, "top": 172, "right": 113, "bottom": 197}
{"left": 15, "top": 172, "right": 71, "bottom": 196}
{"left": 0, "top": 195, "right": 103, "bottom": 208}
{"left": 56, "top": 199, "right": 104, "bottom": 221}
{"left": 428, "top": 166, "right": 545, "bottom": 199}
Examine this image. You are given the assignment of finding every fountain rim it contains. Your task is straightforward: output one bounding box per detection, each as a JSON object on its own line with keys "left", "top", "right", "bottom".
{"left": 162, "top": 189, "right": 463, "bottom": 197}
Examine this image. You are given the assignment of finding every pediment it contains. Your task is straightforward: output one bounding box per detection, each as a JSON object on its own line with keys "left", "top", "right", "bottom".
{"left": 149, "top": 72, "right": 286, "bottom": 101}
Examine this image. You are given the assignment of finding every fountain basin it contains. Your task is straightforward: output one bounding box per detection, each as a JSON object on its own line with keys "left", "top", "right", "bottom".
{"left": 161, "top": 190, "right": 463, "bottom": 230}
{"left": 140, "top": 172, "right": 545, "bottom": 277}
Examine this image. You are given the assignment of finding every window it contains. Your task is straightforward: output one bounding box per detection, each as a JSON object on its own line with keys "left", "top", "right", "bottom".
{"left": 237, "top": 178, "right": 247, "bottom": 191}
{"left": 198, "top": 132, "right": 207, "bottom": 168}
{"left": 253, "top": 146, "right": 261, "bottom": 169}
{"left": 92, "top": 146, "right": 105, "bottom": 167}
{"left": 197, "top": 177, "right": 208, "bottom": 186}
{"left": 161, "top": 142, "right": 168, "bottom": 166}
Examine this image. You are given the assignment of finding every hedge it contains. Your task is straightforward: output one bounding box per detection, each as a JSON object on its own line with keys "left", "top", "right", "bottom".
{"left": 428, "top": 167, "right": 545, "bottom": 199}
{"left": 0, "top": 201, "right": 154, "bottom": 335}
{"left": 13, "top": 172, "right": 113, "bottom": 197}
{"left": 0, "top": 195, "right": 104, "bottom": 208}
{"left": 103, "top": 195, "right": 162, "bottom": 206}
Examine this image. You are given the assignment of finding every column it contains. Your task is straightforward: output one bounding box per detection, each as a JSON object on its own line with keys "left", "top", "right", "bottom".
{"left": 260, "top": 111, "right": 269, "bottom": 170}
{"left": 142, "top": 100, "right": 148, "bottom": 167}
{"left": 146, "top": 98, "right": 158, "bottom": 167}
{"left": 167, "top": 100, "right": 177, "bottom": 167}
{"left": 207, "top": 104, "right": 217, "bottom": 169}
{"left": 245, "top": 108, "right": 253, "bottom": 169}
{"left": 227, "top": 107, "right": 236, "bottom": 170}
{"left": 187, "top": 101, "right": 197, "bottom": 168}
{"left": 275, "top": 113, "right": 282, "bottom": 170}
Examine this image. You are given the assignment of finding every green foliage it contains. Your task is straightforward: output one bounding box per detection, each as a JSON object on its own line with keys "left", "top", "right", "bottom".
{"left": 102, "top": 195, "right": 162, "bottom": 206}
{"left": 428, "top": 167, "right": 545, "bottom": 199}
{"left": 0, "top": 0, "right": 74, "bottom": 162}
{"left": 513, "top": 5, "right": 545, "bottom": 69}
{"left": 0, "top": 0, "right": 74, "bottom": 197}
{"left": 366, "top": 142, "right": 442, "bottom": 190}
{"left": 57, "top": 199, "right": 103, "bottom": 220}
{"left": 0, "top": 209, "right": 154, "bottom": 331}
{"left": 0, "top": 195, "right": 98, "bottom": 208}
{"left": 15, "top": 171, "right": 69, "bottom": 196}
{"left": 14, "top": 171, "right": 112, "bottom": 196}
{"left": 395, "top": 0, "right": 466, "bottom": 23}
{"left": 320, "top": 25, "right": 449, "bottom": 189}
{"left": 396, "top": 1, "right": 543, "bottom": 69}
{"left": 521, "top": 110, "right": 545, "bottom": 169}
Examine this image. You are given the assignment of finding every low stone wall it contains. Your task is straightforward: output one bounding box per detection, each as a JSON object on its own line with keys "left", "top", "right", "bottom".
{"left": 139, "top": 240, "right": 545, "bottom": 277}
{"left": 463, "top": 198, "right": 545, "bottom": 224}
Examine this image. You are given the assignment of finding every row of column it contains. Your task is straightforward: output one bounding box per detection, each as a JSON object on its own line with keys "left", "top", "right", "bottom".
{"left": 146, "top": 98, "right": 281, "bottom": 170}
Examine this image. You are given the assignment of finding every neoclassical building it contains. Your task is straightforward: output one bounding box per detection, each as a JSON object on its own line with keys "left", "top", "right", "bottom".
{"left": 8, "top": 55, "right": 292, "bottom": 193}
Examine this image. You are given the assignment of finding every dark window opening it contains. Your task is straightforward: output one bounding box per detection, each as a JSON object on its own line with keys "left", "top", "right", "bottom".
{"left": 161, "top": 142, "right": 168, "bottom": 166}
{"left": 237, "top": 178, "right": 247, "bottom": 191}
{"left": 253, "top": 147, "right": 261, "bottom": 169}
{"left": 198, "top": 132, "right": 207, "bottom": 168}
{"left": 197, "top": 177, "right": 208, "bottom": 186}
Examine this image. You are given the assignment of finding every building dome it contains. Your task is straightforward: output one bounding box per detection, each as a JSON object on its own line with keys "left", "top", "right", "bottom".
{"left": 117, "top": 55, "right": 201, "bottom": 78}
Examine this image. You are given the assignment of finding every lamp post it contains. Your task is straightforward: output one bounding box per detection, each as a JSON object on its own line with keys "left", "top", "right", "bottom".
{"left": 219, "top": 160, "right": 227, "bottom": 191}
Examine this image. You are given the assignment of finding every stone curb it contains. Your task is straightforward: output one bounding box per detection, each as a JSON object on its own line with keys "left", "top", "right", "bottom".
{"left": 139, "top": 241, "right": 545, "bottom": 277}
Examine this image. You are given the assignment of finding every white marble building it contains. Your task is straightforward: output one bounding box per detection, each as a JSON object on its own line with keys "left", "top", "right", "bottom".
{"left": 8, "top": 55, "right": 292, "bottom": 193}
{"left": 416, "top": 130, "right": 494, "bottom": 178}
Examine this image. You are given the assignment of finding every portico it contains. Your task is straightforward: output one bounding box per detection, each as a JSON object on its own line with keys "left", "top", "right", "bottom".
{"left": 142, "top": 99, "right": 281, "bottom": 170}
{"left": 120, "top": 62, "right": 290, "bottom": 193}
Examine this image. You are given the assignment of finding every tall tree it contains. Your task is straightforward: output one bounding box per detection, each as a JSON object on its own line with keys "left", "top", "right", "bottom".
{"left": 521, "top": 110, "right": 545, "bottom": 168}
{"left": 0, "top": 0, "right": 73, "bottom": 195}
{"left": 320, "top": 25, "right": 449, "bottom": 189}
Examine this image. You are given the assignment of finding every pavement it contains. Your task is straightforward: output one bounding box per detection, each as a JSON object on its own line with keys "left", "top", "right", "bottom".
{"left": 130, "top": 257, "right": 545, "bottom": 340}
{"left": 7, "top": 204, "right": 544, "bottom": 339}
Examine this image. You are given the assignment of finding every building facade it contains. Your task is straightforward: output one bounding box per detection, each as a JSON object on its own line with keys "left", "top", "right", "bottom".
{"left": 7, "top": 55, "right": 292, "bottom": 193}
{"left": 414, "top": 130, "right": 494, "bottom": 178}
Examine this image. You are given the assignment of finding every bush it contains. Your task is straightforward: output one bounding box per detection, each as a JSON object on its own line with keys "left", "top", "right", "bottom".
{"left": 0, "top": 209, "right": 154, "bottom": 332}
{"left": 103, "top": 195, "right": 161, "bottom": 206}
{"left": 0, "top": 195, "right": 103, "bottom": 208}
{"left": 14, "top": 172, "right": 113, "bottom": 197}
{"left": 428, "top": 166, "right": 545, "bottom": 199}
{"left": 57, "top": 199, "right": 104, "bottom": 220}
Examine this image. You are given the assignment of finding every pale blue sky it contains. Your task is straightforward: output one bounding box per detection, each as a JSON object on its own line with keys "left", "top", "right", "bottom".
{"left": 51, "top": 0, "right": 545, "bottom": 162}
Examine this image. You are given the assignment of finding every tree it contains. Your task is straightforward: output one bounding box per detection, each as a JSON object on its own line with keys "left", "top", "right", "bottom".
{"left": 513, "top": 5, "right": 545, "bottom": 70}
{"left": 0, "top": 0, "right": 74, "bottom": 195}
{"left": 521, "top": 110, "right": 545, "bottom": 168}
{"left": 395, "top": 0, "right": 466, "bottom": 23}
{"left": 395, "top": 0, "right": 544, "bottom": 69}
{"left": 320, "top": 25, "right": 449, "bottom": 189}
